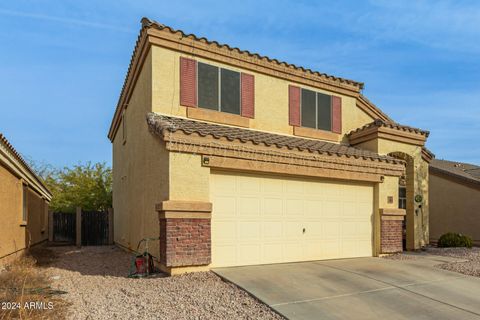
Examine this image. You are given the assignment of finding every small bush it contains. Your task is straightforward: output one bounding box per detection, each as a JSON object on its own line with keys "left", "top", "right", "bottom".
{"left": 437, "top": 232, "right": 473, "bottom": 248}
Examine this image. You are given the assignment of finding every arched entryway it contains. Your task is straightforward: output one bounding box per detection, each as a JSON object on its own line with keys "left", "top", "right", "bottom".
{"left": 388, "top": 152, "right": 415, "bottom": 250}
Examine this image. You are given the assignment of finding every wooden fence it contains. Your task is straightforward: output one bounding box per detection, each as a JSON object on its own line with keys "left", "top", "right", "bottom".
{"left": 50, "top": 208, "right": 113, "bottom": 247}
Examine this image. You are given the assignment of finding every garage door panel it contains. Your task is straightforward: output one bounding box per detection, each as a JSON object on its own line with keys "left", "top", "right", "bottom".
{"left": 322, "top": 241, "right": 341, "bottom": 259}
{"left": 238, "top": 221, "right": 261, "bottom": 240}
{"left": 323, "top": 201, "right": 342, "bottom": 218}
{"left": 214, "top": 245, "right": 237, "bottom": 265}
{"left": 236, "top": 175, "right": 260, "bottom": 194}
{"left": 238, "top": 244, "right": 261, "bottom": 264}
{"left": 263, "top": 221, "right": 283, "bottom": 238}
{"left": 261, "top": 178, "right": 283, "bottom": 194}
{"left": 263, "top": 243, "right": 283, "bottom": 263}
{"left": 286, "top": 180, "right": 304, "bottom": 194}
{"left": 284, "top": 221, "right": 303, "bottom": 238}
{"left": 211, "top": 172, "right": 373, "bottom": 267}
{"left": 285, "top": 199, "right": 304, "bottom": 216}
{"left": 214, "top": 196, "right": 236, "bottom": 217}
{"left": 323, "top": 222, "right": 341, "bottom": 239}
{"left": 305, "top": 200, "right": 322, "bottom": 218}
{"left": 237, "top": 197, "right": 261, "bottom": 216}
{"left": 263, "top": 198, "right": 283, "bottom": 217}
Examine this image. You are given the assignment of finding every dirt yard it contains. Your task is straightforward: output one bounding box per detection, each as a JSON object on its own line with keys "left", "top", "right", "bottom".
{"left": 36, "top": 245, "right": 282, "bottom": 320}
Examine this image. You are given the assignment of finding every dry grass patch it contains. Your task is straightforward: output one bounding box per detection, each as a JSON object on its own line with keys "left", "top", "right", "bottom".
{"left": 0, "top": 249, "right": 69, "bottom": 320}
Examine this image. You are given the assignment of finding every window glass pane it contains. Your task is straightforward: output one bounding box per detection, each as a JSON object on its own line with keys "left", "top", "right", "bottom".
{"left": 317, "top": 93, "right": 331, "bottom": 131}
{"left": 301, "top": 89, "right": 316, "bottom": 128}
{"left": 198, "top": 62, "right": 219, "bottom": 110}
{"left": 399, "top": 187, "right": 407, "bottom": 198}
{"left": 220, "top": 69, "right": 240, "bottom": 115}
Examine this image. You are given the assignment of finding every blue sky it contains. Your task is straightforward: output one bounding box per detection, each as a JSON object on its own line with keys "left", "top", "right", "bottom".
{"left": 0, "top": 0, "right": 479, "bottom": 167}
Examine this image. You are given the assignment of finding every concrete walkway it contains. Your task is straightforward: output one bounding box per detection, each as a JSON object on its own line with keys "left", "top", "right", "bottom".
{"left": 214, "top": 255, "right": 480, "bottom": 320}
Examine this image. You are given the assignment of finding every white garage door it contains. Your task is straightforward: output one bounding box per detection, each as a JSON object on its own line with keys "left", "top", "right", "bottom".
{"left": 211, "top": 171, "right": 374, "bottom": 267}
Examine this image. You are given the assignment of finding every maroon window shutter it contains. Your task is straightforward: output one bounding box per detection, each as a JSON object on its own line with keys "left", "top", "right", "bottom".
{"left": 289, "top": 85, "right": 301, "bottom": 126}
{"left": 331, "top": 96, "right": 342, "bottom": 134}
{"left": 241, "top": 73, "right": 255, "bottom": 118}
{"left": 180, "top": 57, "right": 197, "bottom": 107}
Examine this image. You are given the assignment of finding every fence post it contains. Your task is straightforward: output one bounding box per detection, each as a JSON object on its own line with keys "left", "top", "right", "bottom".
{"left": 76, "top": 207, "right": 82, "bottom": 247}
{"left": 48, "top": 210, "right": 54, "bottom": 242}
{"left": 108, "top": 208, "right": 114, "bottom": 245}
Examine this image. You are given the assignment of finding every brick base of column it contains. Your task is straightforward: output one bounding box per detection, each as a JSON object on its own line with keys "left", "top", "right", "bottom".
{"left": 160, "top": 218, "right": 211, "bottom": 267}
{"left": 380, "top": 208, "right": 406, "bottom": 254}
{"left": 381, "top": 219, "right": 403, "bottom": 253}
{"left": 157, "top": 201, "right": 212, "bottom": 271}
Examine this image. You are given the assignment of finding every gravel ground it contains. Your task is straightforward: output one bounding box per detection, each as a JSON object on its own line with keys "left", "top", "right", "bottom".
{"left": 383, "top": 247, "right": 480, "bottom": 277}
{"left": 41, "top": 246, "right": 283, "bottom": 320}
{"left": 425, "top": 246, "right": 480, "bottom": 277}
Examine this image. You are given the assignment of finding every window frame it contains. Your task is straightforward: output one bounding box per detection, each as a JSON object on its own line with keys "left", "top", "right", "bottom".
{"left": 196, "top": 62, "right": 242, "bottom": 115}
{"left": 299, "top": 88, "right": 333, "bottom": 132}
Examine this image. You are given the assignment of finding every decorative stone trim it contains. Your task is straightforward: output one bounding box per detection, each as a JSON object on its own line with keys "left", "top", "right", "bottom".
{"left": 349, "top": 126, "right": 426, "bottom": 146}
{"left": 157, "top": 200, "right": 212, "bottom": 269}
{"left": 187, "top": 108, "right": 250, "bottom": 128}
{"left": 162, "top": 130, "right": 406, "bottom": 179}
{"left": 156, "top": 200, "right": 212, "bottom": 213}
{"left": 293, "top": 126, "right": 340, "bottom": 143}
{"left": 380, "top": 208, "right": 406, "bottom": 216}
{"left": 203, "top": 155, "right": 384, "bottom": 183}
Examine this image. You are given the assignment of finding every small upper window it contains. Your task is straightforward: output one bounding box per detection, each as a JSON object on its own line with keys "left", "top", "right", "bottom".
{"left": 22, "top": 185, "right": 27, "bottom": 222}
{"left": 197, "top": 62, "right": 241, "bottom": 115}
{"left": 300, "top": 88, "right": 332, "bottom": 131}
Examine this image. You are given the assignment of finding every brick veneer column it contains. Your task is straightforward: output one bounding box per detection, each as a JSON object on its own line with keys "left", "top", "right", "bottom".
{"left": 157, "top": 201, "right": 212, "bottom": 268}
{"left": 380, "top": 208, "right": 406, "bottom": 254}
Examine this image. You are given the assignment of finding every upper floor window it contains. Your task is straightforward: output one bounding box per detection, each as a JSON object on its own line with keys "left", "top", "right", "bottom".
{"left": 288, "top": 85, "right": 342, "bottom": 134}
{"left": 180, "top": 57, "right": 255, "bottom": 119}
{"left": 301, "top": 89, "right": 332, "bottom": 131}
{"left": 198, "top": 62, "right": 241, "bottom": 115}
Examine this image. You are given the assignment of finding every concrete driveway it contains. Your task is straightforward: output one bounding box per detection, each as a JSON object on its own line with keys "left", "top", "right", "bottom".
{"left": 214, "top": 255, "right": 480, "bottom": 320}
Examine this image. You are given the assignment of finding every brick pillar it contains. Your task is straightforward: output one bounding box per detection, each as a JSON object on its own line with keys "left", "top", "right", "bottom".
{"left": 380, "top": 208, "right": 406, "bottom": 254}
{"left": 157, "top": 201, "right": 212, "bottom": 271}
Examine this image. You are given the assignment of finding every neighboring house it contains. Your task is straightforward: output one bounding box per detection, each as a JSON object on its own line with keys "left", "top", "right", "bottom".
{"left": 0, "top": 134, "right": 52, "bottom": 266}
{"left": 429, "top": 159, "right": 480, "bottom": 246}
{"left": 108, "top": 18, "right": 433, "bottom": 275}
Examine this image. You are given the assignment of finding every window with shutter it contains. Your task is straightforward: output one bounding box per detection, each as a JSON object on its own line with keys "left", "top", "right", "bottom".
{"left": 293, "top": 87, "right": 341, "bottom": 134}
{"left": 195, "top": 61, "right": 254, "bottom": 118}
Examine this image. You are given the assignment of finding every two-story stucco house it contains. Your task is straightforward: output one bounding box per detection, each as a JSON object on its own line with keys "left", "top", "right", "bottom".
{"left": 108, "top": 18, "right": 433, "bottom": 275}
{"left": 0, "top": 134, "right": 52, "bottom": 266}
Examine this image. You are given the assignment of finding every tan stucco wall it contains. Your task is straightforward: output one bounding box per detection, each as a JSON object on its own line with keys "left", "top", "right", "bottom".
{"left": 26, "top": 189, "right": 48, "bottom": 246}
{"left": 113, "top": 51, "right": 170, "bottom": 258}
{"left": 150, "top": 45, "right": 374, "bottom": 141}
{"left": 169, "top": 152, "right": 210, "bottom": 202}
{"left": 357, "top": 139, "right": 429, "bottom": 249}
{"left": 373, "top": 176, "right": 399, "bottom": 255}
{"left": 429, "top": 173, "right": 480, "bottom": 244}
{"left": 0, "top": 164, "right": 48, "bottom": 265}
{"left": 0, "top": 164, "right": 25, "bottom": 264}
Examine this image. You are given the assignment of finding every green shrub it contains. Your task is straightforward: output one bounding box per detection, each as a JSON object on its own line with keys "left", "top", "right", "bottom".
{"left": 437, "top": 232, "right": 473, "bottom": 248}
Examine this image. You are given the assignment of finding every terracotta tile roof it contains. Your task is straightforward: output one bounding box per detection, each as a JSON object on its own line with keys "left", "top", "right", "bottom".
{"left": 347, "top": 119, "right": 430, "bottom": 137}
{"left": 147, "top": 113, "right": 403, "bottom": 164}
{"left": 0, "top": 133, "right": 52, "bottom": 197}
{"left": 141, "top": 17, "right": 364, "bottom": 89}
{"left": 430, "top": 159, "right": 480, "bottom": 186}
